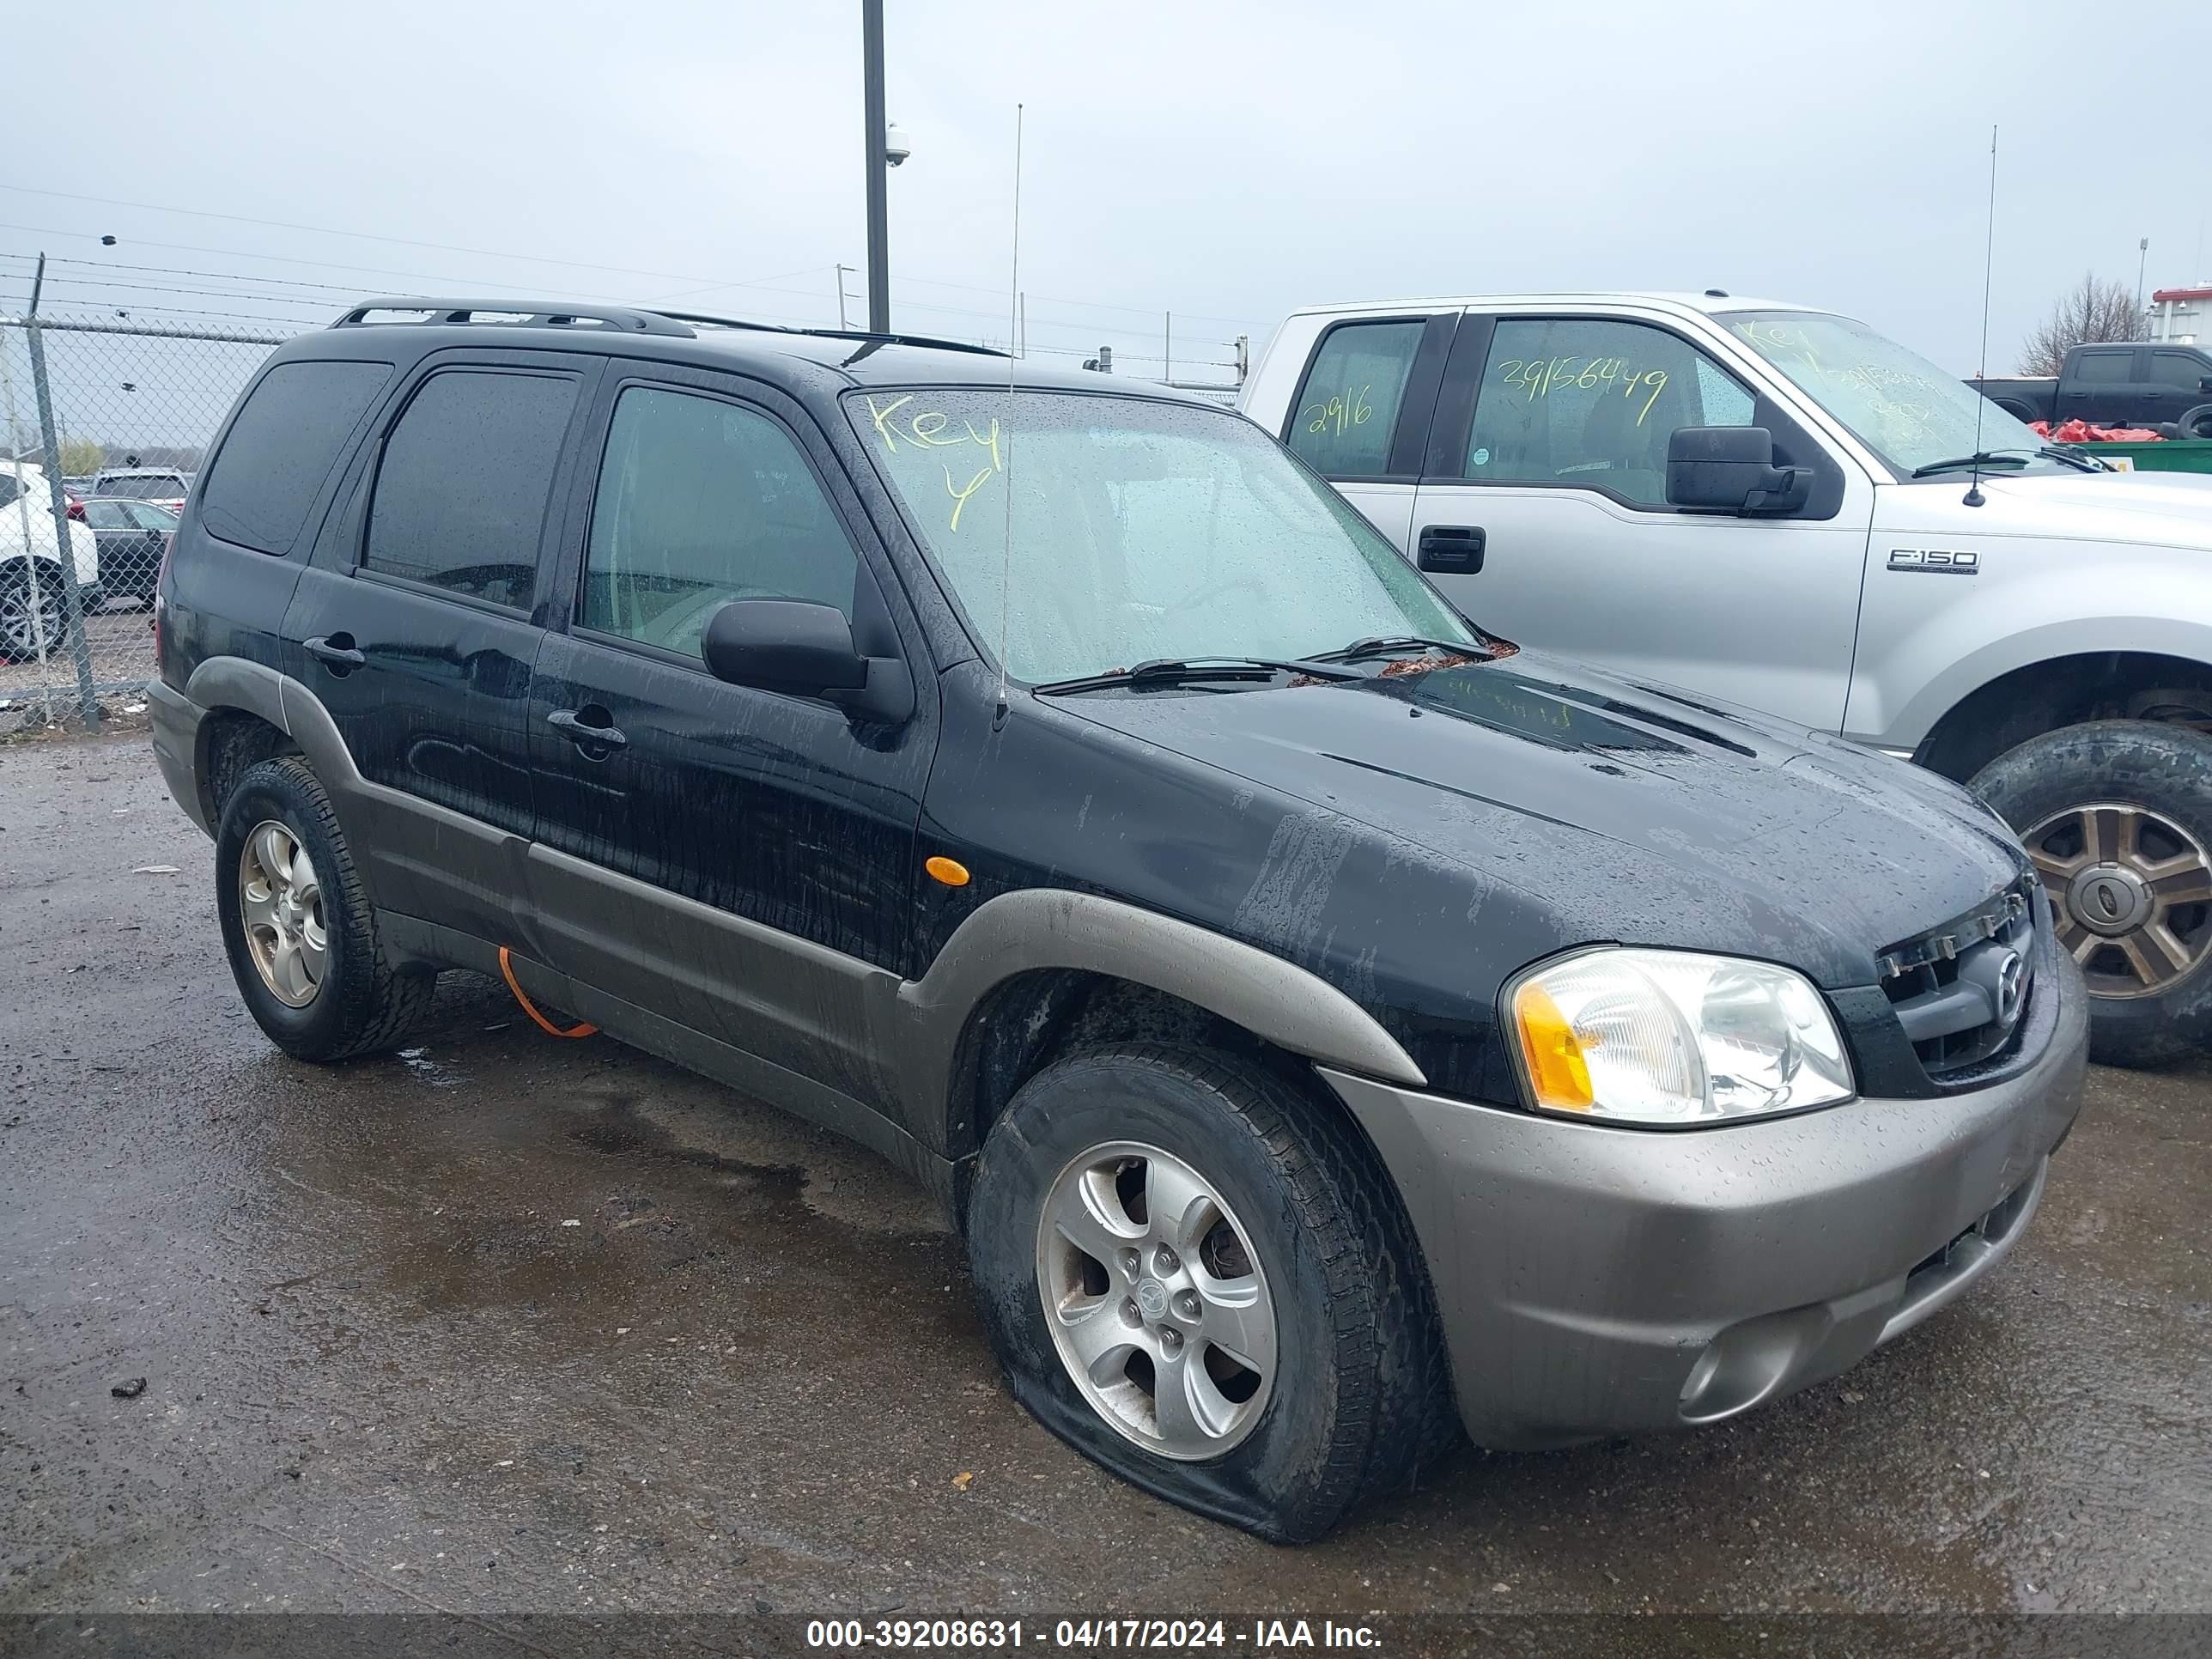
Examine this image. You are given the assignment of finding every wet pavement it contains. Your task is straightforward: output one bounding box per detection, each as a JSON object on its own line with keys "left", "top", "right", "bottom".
{"left": 3, "top": 729, "right": 2208, "bottom": 1618}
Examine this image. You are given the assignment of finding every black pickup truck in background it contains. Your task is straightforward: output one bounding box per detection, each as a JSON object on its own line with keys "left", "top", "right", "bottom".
{"left": 1969, "top": 342, "right": 2212, "bottom": 436}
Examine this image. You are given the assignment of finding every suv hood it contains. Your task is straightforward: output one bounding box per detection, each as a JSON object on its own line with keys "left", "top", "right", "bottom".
{"left": 1054, "top": 650, "right": 2027, "bottom": 988}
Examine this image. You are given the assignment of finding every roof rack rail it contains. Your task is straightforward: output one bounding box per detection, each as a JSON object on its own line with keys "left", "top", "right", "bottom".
{"left": 331, "top": 299, "right": 696, "bottom": 337}
{"left": 653, "top": 308, "right": 1007, "bottom": 357}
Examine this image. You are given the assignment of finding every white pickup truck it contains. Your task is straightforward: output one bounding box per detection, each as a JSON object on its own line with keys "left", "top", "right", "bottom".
{"left": 1242, "top": 291, "right": 2212, "bottom": 1066}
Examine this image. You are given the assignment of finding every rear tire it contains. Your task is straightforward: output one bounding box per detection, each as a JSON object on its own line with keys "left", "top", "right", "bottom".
{"left": 965, "top": 1044, "right": 1447, "bottom": 1542}
{"left": 1972, "top": 720, "right": 2212, "bottom": 1067}
{"left": 0, "top": 567, "right": 66, "bottom": 665}
{"left": 215, "top": 756, "right": 434, "bottom": 1061}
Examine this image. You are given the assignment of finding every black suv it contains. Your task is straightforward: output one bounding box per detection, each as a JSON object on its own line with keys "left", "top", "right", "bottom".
{"left": 151, "top": 299, "right": 2087, "bottom": 1542}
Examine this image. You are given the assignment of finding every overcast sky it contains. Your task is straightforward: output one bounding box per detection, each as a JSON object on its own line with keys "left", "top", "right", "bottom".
{"left": 7, "top": 0, "right": 2209, "bottom": 392}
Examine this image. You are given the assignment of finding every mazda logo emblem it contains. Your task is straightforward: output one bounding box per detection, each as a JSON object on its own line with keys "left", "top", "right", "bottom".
{"left": 1995, "top": 951, "right": 2025, "bottom": 1024}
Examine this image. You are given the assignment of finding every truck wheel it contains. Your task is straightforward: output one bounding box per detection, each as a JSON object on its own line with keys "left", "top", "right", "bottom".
{"left": 1972, "top": 720, "right": 2212, "bottom": 1067}
{"left": 965, "top": 1045, "right": 1446, "bottom": 1542}
{"left": 215, "top": 756, "right": 435, "bottom": 1061}
{"left": 2179, "top": 404, "right": 2212, "bottom": 440}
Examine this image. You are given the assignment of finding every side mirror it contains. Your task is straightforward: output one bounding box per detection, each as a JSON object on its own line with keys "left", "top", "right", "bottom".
{"left": 701, "top": 599, "right": 914, "bottom": 725}
{"left": 2198, "top": 376, "right": 2212, "bottom": 395}
{"left": 1666, "top": 426, "right": 1813, "bottom": 516}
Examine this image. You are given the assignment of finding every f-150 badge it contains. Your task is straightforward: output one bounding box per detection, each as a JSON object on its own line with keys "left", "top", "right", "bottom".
{"left": 1888, "top": 547, "right": 1980, "bottom": 574}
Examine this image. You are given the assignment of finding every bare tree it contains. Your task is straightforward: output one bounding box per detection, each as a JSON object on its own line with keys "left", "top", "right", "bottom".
{"left": 2020, "top": 272, "right": 2141, "bottom": 375}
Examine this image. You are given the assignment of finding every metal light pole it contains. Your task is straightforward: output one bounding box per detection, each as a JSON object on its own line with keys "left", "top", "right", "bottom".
{"left": 2136, "top": 237, "right": 2149, "bottom": 325}
{"left": 861, "top": 0, "right": 890, "bottom": 334}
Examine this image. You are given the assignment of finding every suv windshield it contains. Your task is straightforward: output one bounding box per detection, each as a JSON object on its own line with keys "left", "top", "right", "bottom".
{"left": 849, "top": 389, "right": 1473, "bottom": 684}
{"left": 1721, "top": 310, "right": 2055, "bottom": 479}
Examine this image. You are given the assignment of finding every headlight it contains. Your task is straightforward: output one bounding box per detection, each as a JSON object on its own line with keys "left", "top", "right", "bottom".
{"left": 1506, "top": 948, "right": 1854, "bottom": 1126}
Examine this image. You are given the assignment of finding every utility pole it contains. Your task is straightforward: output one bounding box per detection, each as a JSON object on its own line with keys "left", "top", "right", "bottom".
{"left": 2136, "top": 237, "right": 2150, "bottom": 325}
{"left": 861, "top": 0, "right": 890, "bottom": 334}
{"left": 835, "top": 264, "right": 855, "bottom": 331}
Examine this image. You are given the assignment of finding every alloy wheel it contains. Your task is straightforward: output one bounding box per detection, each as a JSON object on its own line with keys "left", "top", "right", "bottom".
{"left": 1, "top": 578, "right": 64, "bottom": 659}
{"left": 2023, "top": 801, "right": 2212, "bottom": 998}
{"left": 1035, "top": 1139, "right": 1276, "bottom": 1461}
{"left": 238, "top": 819, "right": 328, "bottom": 1007}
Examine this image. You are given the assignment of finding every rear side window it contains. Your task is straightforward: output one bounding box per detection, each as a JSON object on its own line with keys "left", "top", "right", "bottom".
{"left": 580, "top": 385, "right": 858, "bottom": 659}
{"left": 364, "top": 368, "right": 578, "bottom": 610}
{"left": 1283, "top": 319, "right": 1426, "bottom": 478}
{"left": 199, "top": 360, "right": 392, "bottom": 554}
{"left": 2070, "top": 351, "right": 2134, "bottom": 385}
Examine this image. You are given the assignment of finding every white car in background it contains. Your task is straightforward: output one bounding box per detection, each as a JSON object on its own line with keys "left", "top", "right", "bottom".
{"left": 1, "top": 461, "right": 103, "bottom": 662}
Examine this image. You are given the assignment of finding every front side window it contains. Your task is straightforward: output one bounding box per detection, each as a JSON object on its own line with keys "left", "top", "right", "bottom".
{"left": 580, "top": 386, "right": 858, "bottom": 659}
{"left": 364, "top": 368, "right": 578, "bottom": 609}
{"left": 126, "top": 502, "right": 179, "bottom": 531}
{"left": 2154, "top": 350, "right": 2209, "bottom": 386}
{"left": 1282, "top": 319, "right": 1426, "bottom": 477}
{"left": 83, "top": 500, "right": 132, "bottom": 529}
{"left": 1726, "top": 309, "right": 2051, "bottom": 477}
{"left": 1462, "top": 319, "right": 1754, "bottom": 506}
{"left": 852, "top": 388, "right": 1473, "bottom": 685}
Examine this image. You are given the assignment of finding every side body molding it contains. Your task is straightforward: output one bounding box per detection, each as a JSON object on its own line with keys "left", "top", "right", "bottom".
{"left": 894, "top": 889, "right": 1428, "bottom": 1137}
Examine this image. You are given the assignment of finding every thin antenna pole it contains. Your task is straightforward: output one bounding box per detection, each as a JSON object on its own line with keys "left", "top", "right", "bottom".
{"left": 996, "top": 103, "right": 1024, "bottom": 716}
{"left": 1966, "top": 125, "right": 1997, "bottom": 508}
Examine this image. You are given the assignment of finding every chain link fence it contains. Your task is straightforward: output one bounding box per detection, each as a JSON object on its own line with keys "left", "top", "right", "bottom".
{"left": 1, "top": 313, "right": 284, "bottom": 726}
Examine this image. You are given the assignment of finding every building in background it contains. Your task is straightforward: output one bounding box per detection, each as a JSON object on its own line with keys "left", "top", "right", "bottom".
{"left": 2148, "top": 285, "right": 2210, "bottom": 345}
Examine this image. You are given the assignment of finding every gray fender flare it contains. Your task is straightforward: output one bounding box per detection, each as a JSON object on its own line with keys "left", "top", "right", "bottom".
{"left": 895, "top": 888, "right": 1427, "bottom": 1141}
{"left": 182, "top": 655, "right": 367, "bottom": 802}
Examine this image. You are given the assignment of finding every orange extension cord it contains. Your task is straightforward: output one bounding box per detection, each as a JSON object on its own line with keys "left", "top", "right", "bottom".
{"left": 496, "top": 946, "right": 599, "bottom": 1038}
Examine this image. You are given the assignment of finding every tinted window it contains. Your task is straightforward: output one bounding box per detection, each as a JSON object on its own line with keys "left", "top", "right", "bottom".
{"left": 96, "top": 474, "right": 186, "bottom": 499}
{"left": 2070, "top": 351, "right": 2134, "bottom": 385}
{"left": 198, "top": 361, "right": 391, "bottom": 555}
{"left": 83, "top": 500, "right": 133, "bottom": 528}
{"left": 127, "top": 502, "right": 179, "bottom": 531}
{"left": 2154, "top": 350, "right": 2208, "bottom": 385}
{"left": 1284, "top": 319, "right": 1426, "bottom": 477}
{"left": 365, "top": 369, "right": 577, "bottom": 609}
{"left": 581, "top": 386, "right": 856, "bottom": 659}
{"left": 1463, "top": 318, "right": 1754, "bottom": 506}
{"left": 0, "top": 475, "right": 16, "bottom": 510}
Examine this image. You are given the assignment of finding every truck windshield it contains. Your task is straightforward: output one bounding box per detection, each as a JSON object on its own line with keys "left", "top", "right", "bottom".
{"left": 847, "top": 388, "right": 1474, "bottom": 685}
{"left": 1720, "top": 310, "right": 2052, "bottom": 479}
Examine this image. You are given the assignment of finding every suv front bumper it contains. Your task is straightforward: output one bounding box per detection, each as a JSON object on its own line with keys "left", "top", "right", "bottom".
{"left": 1320, "top": 951, "right": 2087, "bottom": 1450}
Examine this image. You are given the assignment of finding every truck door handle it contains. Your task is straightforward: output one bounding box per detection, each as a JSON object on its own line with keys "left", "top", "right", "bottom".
{"left": 1417, "top": 525, "right": 1486, "bottom": 574}
{"left": 547, "top": 707, "right": 628, "bottom": 752}
{"left": 303, "top": 634, "right": 366, "bottom": 672}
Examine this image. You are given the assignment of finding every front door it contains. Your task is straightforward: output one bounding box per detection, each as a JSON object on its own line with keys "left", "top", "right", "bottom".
{"left": 2143, "top": 349, "right": 2212, "bottom": 428}
{"left": 526, "top": 368, "right": 937, "bottom": 1113}
{"left": 283, "top": 351, "right": 600, "bottom": 940}
{"left": 1409, "top": 312, "right": 1871, "bottom": 730}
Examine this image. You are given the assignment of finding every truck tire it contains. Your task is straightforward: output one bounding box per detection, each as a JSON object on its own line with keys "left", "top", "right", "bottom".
{"left": 1971, "top": 720, "right": 2212, "bottom": 1067}
{"left": 215, "top": 755, "right": 436, "bottom": 1061}
{"left": 2179, "top": 404, "right": 2212, "bottom": 440}
{"left": 965, "top": 1044, "right": 1447, "bottom": 1542}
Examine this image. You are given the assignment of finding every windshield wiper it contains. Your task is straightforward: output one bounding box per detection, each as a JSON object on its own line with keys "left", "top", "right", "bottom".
{"left": 1909, "top": 452, "right": 2033, "bottom": 478}
{"left": 1308, "top": 635, "right": 1483, "bottom": 665}
{"left": 1033, "top": 656, "right": 1362, "bottom": 696}
{"left": 2034, "top": 444, "right": 2105, "bottom": 473}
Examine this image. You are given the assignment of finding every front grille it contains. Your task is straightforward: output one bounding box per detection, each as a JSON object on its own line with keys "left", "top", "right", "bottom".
{"left": 1878, "top": 879, "right": 2038, "bottom": 1077}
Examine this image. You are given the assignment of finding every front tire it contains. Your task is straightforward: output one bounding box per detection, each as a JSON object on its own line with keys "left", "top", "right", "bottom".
{"left": 965, "top": 1045, "right": 1445, "bottom": 1542}
{"left": 1972, "top": 720, "right": 2212, "bottom": 1066}
{"left": 215, "top": 756, "right": 434, "bottom": 1061}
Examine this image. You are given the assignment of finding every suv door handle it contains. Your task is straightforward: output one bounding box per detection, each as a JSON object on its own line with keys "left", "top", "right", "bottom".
{"left": 1417, "top": 525, "right": 1485, "bottom": 574}
{"left": 547, "top": 707, "right": 628, "bottom": 752}
{"left": 303, "top": 634, "right": 366, "bottom": 671}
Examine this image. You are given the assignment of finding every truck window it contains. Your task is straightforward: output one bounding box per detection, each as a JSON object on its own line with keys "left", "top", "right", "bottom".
{"left": 1283, "top": 319, "right": 1425, "bottom": 478}
{"left": 2153, "top": 350, "right": 2209, "bottom": 386}
{"left": 197, "top": 360, "right": 393, "bottom": 556}
{"left": 364, "top": 368, "right": 578, "bottom": 610}
{"left": 1462, "top": 319, "right": 1753, "bottom": 507}
{"left": 2070, "top": 351, "right": 2134, "bottom": 385}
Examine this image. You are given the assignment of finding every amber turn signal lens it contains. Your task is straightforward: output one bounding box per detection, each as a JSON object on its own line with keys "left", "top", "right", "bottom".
{"left": 925, "top": 855, "right": 971, "bottom": 887}
{"left": 1512, "top": 981, "right": 1595, "bottom": 1111}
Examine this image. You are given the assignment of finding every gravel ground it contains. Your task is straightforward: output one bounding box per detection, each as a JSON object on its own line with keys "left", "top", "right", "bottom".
{"left": 3, "top": 729, "right": 2208, "bottom": 1624}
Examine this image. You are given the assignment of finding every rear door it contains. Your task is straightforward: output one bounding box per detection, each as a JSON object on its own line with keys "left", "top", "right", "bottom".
{"left": 1409, "top": 309, "right": 1870, "bottom": 729}
{"left": 2059, "top": 347, "right": 2139, "bottom": 424}
{"left": 1273, "top": 311, "right": 1458, "bottom": 550}
{"left": 283, "top": 349, "right": 602, "bottom": 941}
{"left": 524, "top": 364, "right": 937, "bottom": 1112}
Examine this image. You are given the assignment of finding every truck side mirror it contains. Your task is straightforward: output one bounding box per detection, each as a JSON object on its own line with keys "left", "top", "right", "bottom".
{"left": 1666, "top": 427, "right": 1813, "bottom": 517}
